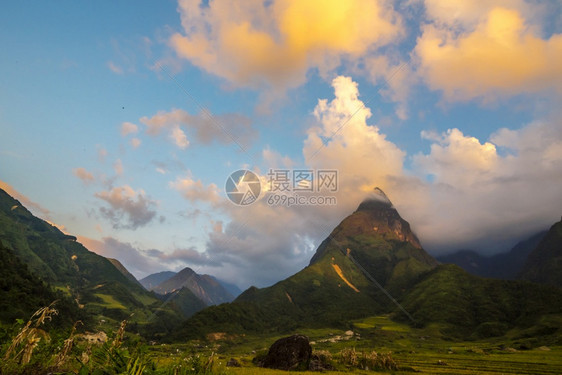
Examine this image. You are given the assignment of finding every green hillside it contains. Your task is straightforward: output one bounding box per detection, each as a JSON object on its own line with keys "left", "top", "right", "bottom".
{"left": 400, "top": 264, "right": 562, "bottom": 339}
{"left": 163, "top": 287, "right": 208, "bottom": 318}
{"left": 0, "top": 188, "right": 183, "bottom": 336}
{"left": 0, "top": 241, "right": 83, "bottom": 327}
{"left": 519, "top": 219, "right": 562, "bottom": 287}
{"left": 436, "top": 231, "right": 547, "bottom": 279}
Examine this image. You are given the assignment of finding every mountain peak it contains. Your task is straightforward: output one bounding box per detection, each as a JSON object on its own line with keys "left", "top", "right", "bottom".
{"left": 309, "top": 188, "right": 436, "bottom": 279}
{"left": 357, "top": 187, "right": 393, "bottom": 212}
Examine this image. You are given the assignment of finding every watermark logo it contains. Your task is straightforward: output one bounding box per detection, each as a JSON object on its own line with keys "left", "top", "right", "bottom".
{"left": 226, "top": 168, "right": 338, "bottom": 206}
{"left": 225, "top": 169, "right": 261, "bottom": 206}
{"left": 266, "top": 169, "right": 338, "bottom": 193}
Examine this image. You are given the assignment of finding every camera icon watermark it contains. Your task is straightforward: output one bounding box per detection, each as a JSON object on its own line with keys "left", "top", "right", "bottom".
{"left": 225, "top": 169, "right": 261, "bottom": 206}
{"left": 225, "top": 168, "right": 338, "bottom": 206}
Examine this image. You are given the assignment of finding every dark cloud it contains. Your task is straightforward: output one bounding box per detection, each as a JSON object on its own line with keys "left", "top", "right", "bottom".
{"left": 95, "top": 185, "right": 157, "bottom": 230}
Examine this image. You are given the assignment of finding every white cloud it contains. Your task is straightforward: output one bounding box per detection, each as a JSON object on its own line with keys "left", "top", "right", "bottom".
{"left": 130, "top": 137, "right": 142, "bottom": 148}
{"left": 358, "top": 55, "right": 415, "bottom": 120}
{"left": 121, "top": 122, "right": 139, "bottom": 136}
{"left": 78, "top": 235, "right": 221, "bottom": 279}
{"left": 170, "top": 174, "right": 220, "bottom": 204}
{"left": 170, "top": 125, "right": 190, "bottom": 149}
{"left": 79, "top": 236, "right": 162, "bottom": 279}
{"left": 414, "top": 128, "right": 498, "bottom": 187}
{"left": 113, "top": 159, "right": 124, "bottom": 176}
{"left": 140, "top": 108, "right": 257, "bottom": 149}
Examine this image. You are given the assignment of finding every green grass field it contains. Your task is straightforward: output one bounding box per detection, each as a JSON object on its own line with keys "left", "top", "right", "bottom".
{"left": 142, "top": 314, "right": 562, "bottom": 374}
{"left": 2, "top": 312, "right": 560, "bottom": 374}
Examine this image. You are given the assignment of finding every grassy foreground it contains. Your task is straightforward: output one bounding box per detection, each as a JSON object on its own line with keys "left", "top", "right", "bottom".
{"left": 1, "top": 307, "right": 561, "bottom": 374}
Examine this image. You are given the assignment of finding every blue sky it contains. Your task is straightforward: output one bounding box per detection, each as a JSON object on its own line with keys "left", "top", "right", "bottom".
{"left": 1, "top": 0, "right": 561, "bottom": 288}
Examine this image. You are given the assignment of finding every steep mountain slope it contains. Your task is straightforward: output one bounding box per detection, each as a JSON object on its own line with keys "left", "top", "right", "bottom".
{"left": 152, "top": 267, "right": 234, "bottom": 305}
{"left": 0, "top": 241, "right": 82, "bottom": 326}
{"left": 519, "top": 219, "right": 562, "bottom": 287}
{"left": 108, "top": 257, "right": 143, "bottom": 287}
{"left": 309, "top": 188, "right": 437, "bottom": 294}
{"left": 0, "top": 188, "right": 182, "bottom": 334}
{"left": 173, "top": 189, "right": 439, "bottom": 339}
{"left": 436, "top": 231, "right": 546, "bottom": 279}
{"left": 140, "top": 271, "right": 177, "bottom": 290}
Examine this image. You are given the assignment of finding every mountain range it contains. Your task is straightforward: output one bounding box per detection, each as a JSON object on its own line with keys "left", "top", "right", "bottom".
{"left": 436, "top": 231, "right": 546, "bottom": 279}
{"left": 138, "top": 267, "right": 237, "bottom": 318}
{"left": 173, "top": 188, "right": 562, "bottom": 341}
{"left": 1, "top": 186, "right": 561, "bottom": 345}
{"left": 146, "top": 267, "right": 234, "bottom": 305}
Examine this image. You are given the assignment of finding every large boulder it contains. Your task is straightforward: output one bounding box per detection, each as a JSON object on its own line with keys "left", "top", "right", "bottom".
{"left": 262, "top": 334, "right": 312, "bottom": 371}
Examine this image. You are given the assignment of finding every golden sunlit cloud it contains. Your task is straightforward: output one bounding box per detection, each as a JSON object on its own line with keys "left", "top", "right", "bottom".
{"left": 416, "top": 6, "right": 562, "bottom": 101}
{"left": 170, "top": 0, "right": 402, "bottom": 92}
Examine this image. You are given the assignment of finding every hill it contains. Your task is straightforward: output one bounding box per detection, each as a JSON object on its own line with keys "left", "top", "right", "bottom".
{"left": 0, "top": 188, "right": 182, "bottom": 335}
{"left": 519, "top": 219, "right": 562, "bottom": 287}
{"left": 160, "top": 287, "right": 208, "bottom": 318}
{"left": 401, "top": 264, "right": 562, "bottom": 338}
{"left": 436, "top": 231, "right": 546, "bottom": 279}
{"left": 0, "top": 241, "right": 83, "bottom": 326}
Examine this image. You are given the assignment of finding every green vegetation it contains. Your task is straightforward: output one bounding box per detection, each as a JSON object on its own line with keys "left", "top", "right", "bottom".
{"left": 0, "top": 241, "right": 84, "bottom": 327}
{"left": 400, "top": 264, "right": 562, "bottom": 339}
{"left": 5, "top": 303, "right": 560, "bottom": 374}
{"left": 520, "top": 219, "right": 562, "bottom": 287}
{"left": 0, "top": 188, "right": 184, "bottom": 337}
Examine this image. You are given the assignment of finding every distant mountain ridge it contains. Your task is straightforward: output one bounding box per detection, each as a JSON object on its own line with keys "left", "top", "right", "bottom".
{"left": 140, "top": 271, "right": 177, "bottom": 290}
{"left": 151, "top": 267, "right": 234, "bottom": 306}
{"left": 436, "top": 231, "right": 547, "bottom": 279}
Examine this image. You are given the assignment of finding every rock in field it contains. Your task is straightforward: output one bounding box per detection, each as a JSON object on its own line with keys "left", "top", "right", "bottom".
{"left": 262, "top": 334, "right": 312, "bottom": 371}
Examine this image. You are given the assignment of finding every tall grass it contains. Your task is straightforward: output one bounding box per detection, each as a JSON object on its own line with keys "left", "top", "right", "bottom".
{"left": 0, "top": 303, "right": 225, "bottom": 375}
{"left": 3, "top": 302, "right": 58, "bottom": 365}
{"left": 338, "top": 347, "right": 399, "bottom": 371}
